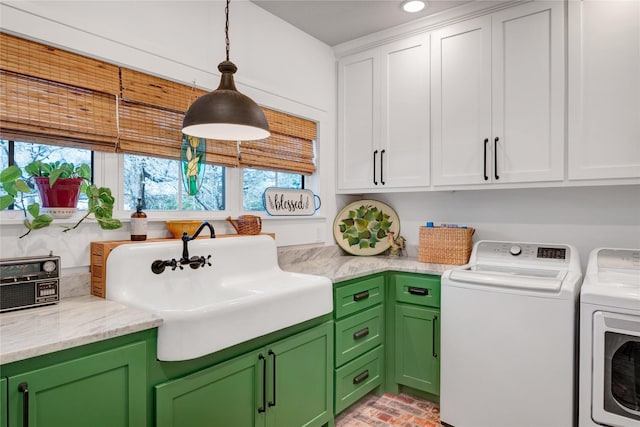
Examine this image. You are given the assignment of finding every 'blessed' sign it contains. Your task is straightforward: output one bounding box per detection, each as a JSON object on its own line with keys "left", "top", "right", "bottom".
{"left": 263, "top": 188, "right": 321, "bottom": 216}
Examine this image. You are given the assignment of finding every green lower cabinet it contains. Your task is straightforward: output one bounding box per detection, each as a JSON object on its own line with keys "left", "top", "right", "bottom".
{"left": 1, "top": 377, "right": 7, "bottom": 427}
{"left": 394, "top": 304, "right": 440, "bottom": 395}
{"left": 334, "top": 346, "right": 384, "bottom": 414}
{"left": 156, "top": 351, "right": 261, "bottom": 427}
{"left": 334, "top": 305, "right": 384, "bottom": 367}
{"left": 7, "top": 341, "right": 147, "bottom": 427}
{"left": 155, "top": 321, "right": 333, "bottom": 427}
{"left": 265, "top": 324, "right": 332, "bottom": 427}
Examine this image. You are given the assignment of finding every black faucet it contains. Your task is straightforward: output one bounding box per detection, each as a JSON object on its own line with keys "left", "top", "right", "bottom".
{"left": 151, "top": 221, "right": 215, "bottom": 274}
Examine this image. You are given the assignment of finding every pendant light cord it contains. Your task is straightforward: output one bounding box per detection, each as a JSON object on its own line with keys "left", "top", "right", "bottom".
{"left": 225, "top": 0, "right": 230, "bottom": 61}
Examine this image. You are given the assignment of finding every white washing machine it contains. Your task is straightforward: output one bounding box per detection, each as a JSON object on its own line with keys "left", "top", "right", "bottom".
{"left": 579, "top": 248, "right": 640, "bottom": 427}
{"left": 440, "top": 240, "right": 582, "bottom": 427}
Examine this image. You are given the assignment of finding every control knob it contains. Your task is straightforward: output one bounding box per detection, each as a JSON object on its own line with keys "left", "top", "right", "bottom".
{"left": 43, "top": 260, "right": 57, "bottom": 273}
{"left": 509, "top": 245, "right": 522, "bottom": 256}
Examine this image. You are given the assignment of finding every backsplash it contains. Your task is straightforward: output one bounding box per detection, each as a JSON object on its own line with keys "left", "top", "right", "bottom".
{"left": 60, "top": 272, "right": 91, "bottom": 299}
{"left": 277, "top": 243, "right": 418, "bottom": 268}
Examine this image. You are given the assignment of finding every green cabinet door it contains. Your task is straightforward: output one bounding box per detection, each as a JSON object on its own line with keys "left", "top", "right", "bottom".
{"left": 394, "top": 304, "right": 440, "bottom": 395}
{"left": 155, "top": 321, "right": 333, "bottom": 427}
{"left": 265, "top": 322, "right": 333, "bottom": 427}
{"left": 7, "top": 341, "right": 146, "bottom": 427}
{"left": 155, "top": 351, "right": 263, "bottom": 427}
{"left": 1, "top": 377, "right": 7, "bottom": 427}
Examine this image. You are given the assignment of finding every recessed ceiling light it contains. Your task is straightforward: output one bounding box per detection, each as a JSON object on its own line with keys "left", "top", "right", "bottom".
{"left": 402, "top": 0, "right": 426, "bottom": 13}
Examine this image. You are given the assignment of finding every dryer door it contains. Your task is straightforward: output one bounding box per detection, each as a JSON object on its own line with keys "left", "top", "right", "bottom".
{"left": 592, "top": 311, "right": 640, "bottom": 426}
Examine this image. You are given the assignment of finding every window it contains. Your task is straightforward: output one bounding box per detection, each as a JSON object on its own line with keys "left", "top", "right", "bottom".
{"left": 123, "top": 154, "right": 225, "bottom": 211}
{"left": 1, "top": 34, "right": 317, "bottom": 218}
{"left": 242, "top": 168, "right": 302, "bottom": 211}
{"left": 1, "top": 140, "right": 92, "bottom": 209}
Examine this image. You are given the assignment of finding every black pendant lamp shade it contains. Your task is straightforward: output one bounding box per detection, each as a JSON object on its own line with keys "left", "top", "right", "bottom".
{"left": 182, "top": 1, "right": 270, "bottom": 141}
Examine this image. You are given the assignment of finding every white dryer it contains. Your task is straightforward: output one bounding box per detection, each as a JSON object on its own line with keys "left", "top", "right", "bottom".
{"left": 579, "top": 248, "right": 640, "bottom": 427}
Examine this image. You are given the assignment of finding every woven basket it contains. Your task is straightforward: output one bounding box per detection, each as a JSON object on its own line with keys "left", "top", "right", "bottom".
{"left": 226, "top": 215, "right": 262, "bottom": 235}
{"left": 418, "top": 226, "right": 475, "bottom": 265}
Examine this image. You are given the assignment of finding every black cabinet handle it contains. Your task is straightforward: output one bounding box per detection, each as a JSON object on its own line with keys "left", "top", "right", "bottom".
{"left": 268, "top": 350, "right": 276, "bottom": 408}
{"left": 483, "top": 138, "right": 489, "bottom": 181}
{"left": 408, "top": 286, "right": 428, "bottom": 296}
{"left": 373, "top": 150, "right": 378, "bottom": 185}
{"left": 353, "top": 327, "right": 370, "bottom": 340}
{"left": 380, "top": 149, "right": 385, "bottom": 185}
{"left": 18, "top": 382, "right": 29, "bottom": 427}
{"left": 353, "top": 290, "right": 369, "bottom": 302}
{"left": 432, "top": 315, "right": 438, "bottom": 358}
{"left": 494, "top": 137, "right": 500, "bottom": 180}
{"left": 258, "top": 354, "right": 266, "bottom": 413}
{"left": 353, "top": 370, "right": 369, "bottom": 385}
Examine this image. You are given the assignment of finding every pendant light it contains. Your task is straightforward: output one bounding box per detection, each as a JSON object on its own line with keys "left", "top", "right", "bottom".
{"left": 182, "top": 0, "right": 270, "bottom": 141}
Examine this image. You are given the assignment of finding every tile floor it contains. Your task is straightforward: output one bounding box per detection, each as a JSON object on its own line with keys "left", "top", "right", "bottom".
{"left": 335, "top": 393, "right": 441, "bottom": 427}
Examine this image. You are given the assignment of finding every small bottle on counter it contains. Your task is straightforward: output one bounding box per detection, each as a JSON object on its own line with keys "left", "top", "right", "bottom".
{"left": 130, "top": 198, "right": 147, "bottom": 241}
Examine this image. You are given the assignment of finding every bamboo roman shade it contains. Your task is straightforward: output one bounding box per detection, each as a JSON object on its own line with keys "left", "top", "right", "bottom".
{"left": 118, "top": 68, "right": 240, "bottom": 167}
{"left": 0, "top": 33, "right": 119, "bottom": 151}
{"left": 240, "top": 108, "right": 316, "bottom": 175}
{"left": 0, "top": 33, "right": 316, "bottom": 174}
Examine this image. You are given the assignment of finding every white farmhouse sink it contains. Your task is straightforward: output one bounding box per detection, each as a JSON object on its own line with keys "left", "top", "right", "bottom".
{"left": 106, "top": 235, "right": 333, "bottom": 361}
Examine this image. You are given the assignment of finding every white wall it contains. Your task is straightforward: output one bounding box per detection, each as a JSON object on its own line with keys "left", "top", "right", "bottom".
{"left": 370, "top": 185, "right": 640, "bottom": 271}
{"left": 0, "top": 0, "right": 338, "bottom": 270}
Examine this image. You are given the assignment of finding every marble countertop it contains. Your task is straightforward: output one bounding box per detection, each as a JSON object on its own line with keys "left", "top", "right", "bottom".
{"left": 0, "top": 253, "right": 459, "bottom": 365}
{"left": 279, "top": 255, "right": 458, "bottom": 282}
{"left": 0, "top": 295, "right": 162, "bottom": 365}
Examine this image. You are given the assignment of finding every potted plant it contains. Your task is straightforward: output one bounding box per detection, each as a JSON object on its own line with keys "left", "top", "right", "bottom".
{"left": 0, "top": 161, "right": 122, "bottom": 237}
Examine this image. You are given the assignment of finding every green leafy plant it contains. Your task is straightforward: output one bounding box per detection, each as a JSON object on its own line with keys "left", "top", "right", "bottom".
{"left": 25, "top": 160, "right": 91, "bottom": 187}
{"left": 338, "top": 204, "right": 393, "bottom": 249}
{"left": 0, "top": 161, "right": 122, "bottom": 238}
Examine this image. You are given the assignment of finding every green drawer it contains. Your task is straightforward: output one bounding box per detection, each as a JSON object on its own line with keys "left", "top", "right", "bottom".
{"left": 335, "top": 305, "right": 384, "bottom": 367}
{"left": 334, "top": 274, "right": 384, "bottom": 319}
{"left": 334, "top": 346, "right": 384, "bottom": 415}
{"left": 394, "top": 273, "right": 440, "bottom": 308}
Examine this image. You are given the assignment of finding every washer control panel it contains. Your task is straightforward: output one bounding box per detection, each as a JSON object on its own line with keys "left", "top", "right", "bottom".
{"left": 476, "top": 241, "right": 570, "bottom": 264}
{"left": 597, "top": 249, "right": 640, "bottom": 271}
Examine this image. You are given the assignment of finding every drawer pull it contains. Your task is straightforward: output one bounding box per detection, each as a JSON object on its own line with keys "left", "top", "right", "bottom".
{"left": 353, "top": 290, "right": 369, "bottom": 302}
{"left": 408, "top": 286, "right": 428, "bottom": 296}
{"left": 353, "top": 370, "right": 369, "bottom": 385}
{"left": 258, "top": 354, "right": 266, "bottom": 413}
{"left": 18, "top": 382, "right": 29, "bottom": 427}
{"left": 353, "top": 327, "right": 370, "bottom": 340}
{"left": 432, "top": 315, "right": 438, "bottom": 358}
{"left": 268, "top": 350, "right": 276, "bottom": 408}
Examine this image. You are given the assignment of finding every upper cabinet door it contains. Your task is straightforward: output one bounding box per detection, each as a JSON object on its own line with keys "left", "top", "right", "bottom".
{"left": 491, "top": 1, "right": 565, "bottom": 183}
{"left": 379, "top": 34, "right": 431, "bottom": 189}
{"left": 568, "top": 0, "right": 640, "bottom": 180}
{"left": 431, "top": 16, "right": 492, "bottom": 186}
{"left": 337, "top": 49, "right": 380, "bottom": 191}
{"left": 432, "top": 2, "right": 564, "bottom": 187}
{"left": 337, "top": 35, "right": 430, "bottom": 193}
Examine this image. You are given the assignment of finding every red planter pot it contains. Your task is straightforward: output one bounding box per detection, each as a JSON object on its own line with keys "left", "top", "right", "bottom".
{"left": 34, "top": 177, "right": 83, "bottom": 208}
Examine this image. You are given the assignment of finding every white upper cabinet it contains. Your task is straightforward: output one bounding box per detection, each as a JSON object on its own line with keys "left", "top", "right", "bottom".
{"left": 568, "top": 0, "right": 640, "bottom": 181}
{"left": 337, "top": 49, "right": 379, "bottom": 191}
{"left": 337, "top": 34, "right": 430, "bottom": 193}
{"left": 431, "top": 16, "right": 492, "bottom": 186}
{"left": 431, "top": 1, "right": 565, "bottom": 187}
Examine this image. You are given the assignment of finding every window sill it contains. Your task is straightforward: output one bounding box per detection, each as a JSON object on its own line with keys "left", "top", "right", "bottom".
{"left": 0, "top": 211, "right": 327, "bottom": 226}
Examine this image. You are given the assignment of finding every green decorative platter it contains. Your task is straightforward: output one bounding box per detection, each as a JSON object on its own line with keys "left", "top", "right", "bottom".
{"left": 333, "top": 200, "right": 400, "bottom": 256}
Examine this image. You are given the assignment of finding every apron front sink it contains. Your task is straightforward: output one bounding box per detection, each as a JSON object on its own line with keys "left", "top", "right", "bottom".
{"left": 106, "top": 235, "right": 332, "bottom": 361}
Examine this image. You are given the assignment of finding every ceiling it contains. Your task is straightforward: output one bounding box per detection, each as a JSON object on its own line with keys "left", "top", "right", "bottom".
{"left": 251, "top": 0, "right": 474, "bottom": 46}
